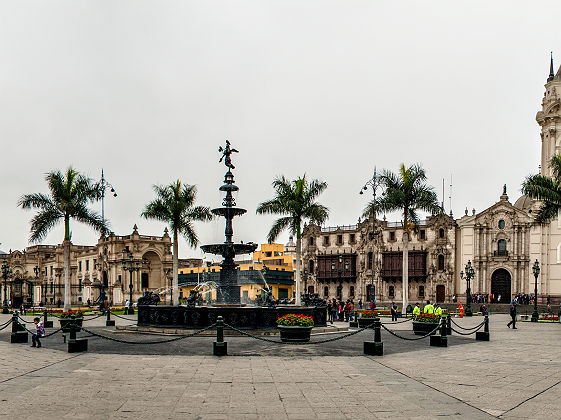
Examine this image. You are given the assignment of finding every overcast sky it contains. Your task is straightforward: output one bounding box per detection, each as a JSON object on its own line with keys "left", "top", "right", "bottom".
{"left": 1, "top": 1, "right": 560, "bottom": 260}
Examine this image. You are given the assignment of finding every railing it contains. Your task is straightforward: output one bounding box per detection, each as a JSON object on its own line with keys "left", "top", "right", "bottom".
{"left": 386, "top": 220, "right": 428, "bottom": 228}
{"left": 321, "top": 225, "right": 358, "bottom": 232}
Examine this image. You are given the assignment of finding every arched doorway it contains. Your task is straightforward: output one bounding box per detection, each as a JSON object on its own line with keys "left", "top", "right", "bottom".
{"left": 141, "top": 251, "right": 163, "bottom": 292}
{"left": 436, "top": 285, "right": 445, "bottom": 303}
{"left": 491, "top": 269, "right": 511, "bottom": 303}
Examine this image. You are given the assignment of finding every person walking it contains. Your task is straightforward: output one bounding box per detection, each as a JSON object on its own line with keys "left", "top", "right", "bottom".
{"left": 31, "top": 317, "right": 44, "bottom": 348}
{"left": 391, "top": 302, "right": 398, "bottom": 321}
{"left": 507, "top": 301, "right": 517, "bottom": 329}
{"left": 358, "top": 299, "right": 363, "bottom": 310}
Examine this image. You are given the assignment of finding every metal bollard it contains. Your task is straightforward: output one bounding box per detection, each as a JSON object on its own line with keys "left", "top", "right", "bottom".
{"left": 364, "top": 317, "right": 383, "bottom": 356}
{"left": 430, "top": 317, "right": 447, "bottom": 347}
{"left": 476, "top": 315, "right": 490, "bottom": 341}
{"left": 67, "top": 314, "right": 88, "bottom": 353}
{"left": 11, "top": 311, "right": 28, "bottom": 343}
{"left": 43, "top": 309, "right": 53, "bottom": 328}
{"left": 446, "top": 315, "right": 452, "bottom": 335}
{"left": 106, "top": 308, "right": 115, "bottom": 327}
{"left": 213, "top": 316, "right": 227, "bottom": 356}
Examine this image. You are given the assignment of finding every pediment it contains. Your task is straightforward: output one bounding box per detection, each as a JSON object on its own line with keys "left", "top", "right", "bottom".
{"left": 474, "top": 200, "right": 531, "bottom": 225}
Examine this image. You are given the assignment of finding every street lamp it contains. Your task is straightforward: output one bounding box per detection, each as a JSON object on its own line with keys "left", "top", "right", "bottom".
{"left": 121, "top": 249, "right": 140, "bottom": 314}
{"left": 531, "top": 259, "right": 540, "bottom": 322}
{"left": 360, "top": 169, "right": 381, "bottom": 304}
{"left": 303, "top": 268, "right": 308, "bottom": 296}
{"left": 2, "top": 259, "right": 12, "bottom": 314}
{"left": 461, "top": 260, "right": 474, "bottom": 317}
{"left": 337, "top": 255, "right": 343, "bottom": 299}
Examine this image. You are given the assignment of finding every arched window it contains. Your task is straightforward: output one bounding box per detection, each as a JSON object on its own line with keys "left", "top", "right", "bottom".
{"left": 309, "top": 259, "right": 314, "bottom": 273}
{"left": 497, "top": 239, "right": 507, "bottom": 256}
{"left": 498, "top": 220, "right": 505, "bottom": 230}
{"left": 438, "top": 255, "right": 445, "bottom": 271}
{"left": 388, "top": 286, "right": 395, "bottom": 298}
{"left": 323, "top": 286, "right": 329, "bottom": 297}
{"left": 439, "top": 228, "right": 445, "bottom": 238}
{"left": 367, "top": 252, "right": 373, "bottom": 270}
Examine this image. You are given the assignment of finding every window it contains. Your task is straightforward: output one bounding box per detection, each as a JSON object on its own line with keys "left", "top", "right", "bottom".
{"left": 79, "top": 261, "right": 82, "bottom": 271}
{"left": 118, "top": 275, "right": 121, "bottom": 284}
{"left": 50, "top": 266, "right": 53, "bottom": 275}
{"left": 309, "top": 260, "right": 314, "bottom": 273}
{"left": 367, "top": 252, "right": 373, "bottom": 270}
{"left": 79, "top": 278, "right": 82, "bottom": 291}
{"left": 86, "top": 260, "right": 89, "bottom": 271}
{"left": 323, "top": 236, "right": 330, "bottom": 246}
{"left": 350, "top": 234, "right": 356, "bottom": 244}
{"left": 420, "top": 230, "right": 426, "bottom": 240}
{"left": 350, "top": 286, "right": 355, "bottom": 296}
{"left": 141, "top": 273, "right": 149, "bottom": 289}
{"left": 498, "top": 239, "right": 507, "bottom": 256}
{"left": 337, "top": 235, "right": 343, "bottom": 245}
{"left": 389, "top": 231, "right": 396, "bottom": 241}
{"left": 438, "top": 255, "right": 445, "bottom": 271}
{"left": 323, "top": 286, "right": 329, "bottom": 297}
{"left": 309, "top": 237, "right": 315, "bottom": 246}
{"left": 93, "top": 259, "right": 97, "bottom": 269}
{"left": 439, "top": 228, "right": 445, "bottom": 238}
{"left": 389, "top": 286, "right": 395, "bottom": 298}
{"left": 498, "top": 220, "right": 505, "bottom": 230}
{"left": 419, "top": 285, "right": 425, "bottom": 298}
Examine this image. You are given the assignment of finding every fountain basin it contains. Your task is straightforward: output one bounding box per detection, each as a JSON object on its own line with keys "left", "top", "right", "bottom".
{"left": 138, "top": 305, "right": 327, "bottom": 329}
{"left": 200, "top": 243, "right": 258, "bottom": 256}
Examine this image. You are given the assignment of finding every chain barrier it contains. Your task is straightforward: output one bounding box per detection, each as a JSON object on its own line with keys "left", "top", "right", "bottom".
{"left": 380, "top": 317, "right": 413, "bottom": 324}
{"left": 16, "top": 316, "right": 36, "bottom": 324}
{"left": 0, "top": 318, "right": 14, "bottom": 328}
{"left": 111, "top": 313, "right": 137, "bottom": 321}
{"left": 223, "top": 323, "right": 372, "bottom": 345}
{"left": 380, "top": 322, "right": 440, "bottom": 341}
{"left": 80, "top": 323, "right": 217, "bottom": 345}
{"left": 81, "top": 314, "right": 105, "bottom": 322}
{"left": 450, "top": 322, "right": 485, "bottom": 336}
{"left": 450, "top": 318, "right": 484, "bottom": 331}
{"left": 0, "top": 319, "right": 13, "bottom": 332}
{"left": 42, "top": 327, "right": 63, "bottom": 338}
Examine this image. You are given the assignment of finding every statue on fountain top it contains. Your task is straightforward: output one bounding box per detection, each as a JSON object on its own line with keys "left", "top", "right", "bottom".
{"left": 219, "top": 140, "right": 239, "bottom": 170}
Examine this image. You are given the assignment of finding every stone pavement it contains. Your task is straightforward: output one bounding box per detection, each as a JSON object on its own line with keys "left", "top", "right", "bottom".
{"left": 0, "top": 313, "right": 559, "bottom": 419}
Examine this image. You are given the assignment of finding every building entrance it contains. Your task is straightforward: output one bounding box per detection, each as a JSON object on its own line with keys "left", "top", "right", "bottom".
{"left": 491, "top": 269, "right": 511, "bottom": 303}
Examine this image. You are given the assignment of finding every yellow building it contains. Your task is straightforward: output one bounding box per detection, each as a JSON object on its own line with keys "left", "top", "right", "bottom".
{"left": 178, "top": 243, "right": 295, "bottom": 303}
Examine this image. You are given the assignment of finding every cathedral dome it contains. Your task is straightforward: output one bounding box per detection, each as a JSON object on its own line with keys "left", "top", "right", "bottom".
{"left": 514, "top": 195, "right": 533, "bottom": 211}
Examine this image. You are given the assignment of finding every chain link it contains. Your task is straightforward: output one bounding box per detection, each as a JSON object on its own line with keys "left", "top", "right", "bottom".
{"left": 451, "top": 323, "right": 485, "bottom": 335}
{"left": 111, "top": 313, "right": 137, "bottom": 321}
{"left": 80, "top": 323, "right": 217, "bottom": 345}
{"left": 380, "top": 322, "right": 440, "bottom": 341}
{"left": 223, "top": 323, "right": 373, "bottom": 345}
{"left": 0, "top": 320, "right": 13, "bottom": 332}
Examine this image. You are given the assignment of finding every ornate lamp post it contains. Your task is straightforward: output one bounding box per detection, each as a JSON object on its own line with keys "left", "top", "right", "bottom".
{"left": 531, "top": 259, "right": 540, "bottom": 322}
{"left": 121, "top": 249, "right": 140, "bottom": 315}
{"left": 360, "top": 169, "right": 381, "bottom": 304}
{"left": 461, "top": 260, "right": 474, "bottom": 317}
{"left": 303, "top": 268, "right": 308, "bottom": 296}
{"left": 2, "top": 259, "right": 12, "bottom": 314}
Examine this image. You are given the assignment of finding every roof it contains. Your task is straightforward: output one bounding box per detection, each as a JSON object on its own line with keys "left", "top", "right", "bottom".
{"left": 513, "top": 195, "right": 533, "bottom": 211}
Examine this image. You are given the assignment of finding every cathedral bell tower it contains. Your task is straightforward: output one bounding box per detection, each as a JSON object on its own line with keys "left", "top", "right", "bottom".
{"left": 537, "top": 53, "right": 561, "bottom": 176}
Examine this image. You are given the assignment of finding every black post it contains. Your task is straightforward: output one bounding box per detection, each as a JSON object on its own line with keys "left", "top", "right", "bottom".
{"left": 364, "top": 317, "right": 383, "bottom": 356}
{"left": 446, "top": 315, "right": 451, "bottom": 335}
{"left": 10, "top": 311, "right": 28, "bottom": 343}
{"left": 128, "top": 270, "right": 134, "bottom": 315}
{"left": 213, "top": 315, "right": 227, "bottom": 356}
{"left": 43, "top": 308, "right": 53, "bottom": 328}
{"left": 2, "top": 260, "right": 10, "bottom": 314}
{"left": 68, "top": 314, "right": 88, "bottom": 353}
{"left": 476, "top": 314, "right": 490, "bottom": 341}
{"left": 430, "top": 316, "right": 447, "bottom": 347}
{"left": 106, "top": 306, "right": 115, "bottom": 326}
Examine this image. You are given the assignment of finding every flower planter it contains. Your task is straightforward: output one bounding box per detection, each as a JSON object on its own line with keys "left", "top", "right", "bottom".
{"left": 358, "top": 318, "right": 376, "bottom": 328}
{"left": 59, "top": 318, "right": 83, "bottom": 333}
{"left": 412, "top": 321, "right": 439, "bottom": 335}
{"left": 277, "top": 325, "right": 313, "bottom": 343}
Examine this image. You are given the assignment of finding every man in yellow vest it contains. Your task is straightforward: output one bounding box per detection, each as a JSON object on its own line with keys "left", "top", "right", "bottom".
{"left": 434, "top": 303, "right": 443, "bottom": 317}
{"left": 412, "top": 302, "right": 421, "bottom": 316}
{"left": 423, "top": 300, "right": 434, "bottom": 314}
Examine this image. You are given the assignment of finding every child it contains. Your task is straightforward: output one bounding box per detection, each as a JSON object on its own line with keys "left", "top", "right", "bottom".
{"left": 31, "top": 317, "right": 44, "bottom": 348}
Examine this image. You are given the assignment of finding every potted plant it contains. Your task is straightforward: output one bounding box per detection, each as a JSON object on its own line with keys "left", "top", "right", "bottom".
{"left": 357, "top": 310, "right": 378, "bottom": 328}
{"left": 59, "top": 311, "right": 84, "bottom": 332}
{"left": 276, "top": 314, "right": 314, "bottom": 342}
{"left": 412, "top": 313, "right": 440, "bottom": 335}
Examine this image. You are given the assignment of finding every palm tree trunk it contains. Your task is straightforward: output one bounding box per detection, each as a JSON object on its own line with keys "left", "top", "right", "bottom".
{"left": 295, "top": 226, "right": 302, "bottom": 306}
{"left": 402, "top": 231, "right": 408, "bottom": 315}
{"left": 173, "top": 229, "right": 179, "bottom": 306}
{"left": 63, "top": 239, "right": 72, "bottom": 311}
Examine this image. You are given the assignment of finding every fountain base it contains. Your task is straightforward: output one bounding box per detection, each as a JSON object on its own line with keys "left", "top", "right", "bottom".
{"left": 138, "top": 305, "right": 327, "bottom": 329}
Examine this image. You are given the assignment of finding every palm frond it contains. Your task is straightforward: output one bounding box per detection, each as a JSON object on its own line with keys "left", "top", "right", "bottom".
{"left": 29, "top": 208, "right": 63, "bottom": 243}
{"left": 267, "top": 217, "right": 293, "bottom": 243}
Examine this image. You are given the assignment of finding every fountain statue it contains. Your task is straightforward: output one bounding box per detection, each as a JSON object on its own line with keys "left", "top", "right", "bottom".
{"left": 200, "top": 141, "right": 258, "bottom": 304}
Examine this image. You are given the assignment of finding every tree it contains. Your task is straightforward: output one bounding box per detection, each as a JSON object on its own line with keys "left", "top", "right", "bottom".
{"left": 522, "top": 155, "right": 561, "bottom": 224}
{"left": 363, "top": 164, "right": 441, "bottom": 313}
{"left": 19, "top": 167, "right": 106, "bottom": 311}
{"left": 256, "top": 175, "right": 329, "bottom": 305}
{"left": 142, "top": 180, "right": 212, "bottom": 305}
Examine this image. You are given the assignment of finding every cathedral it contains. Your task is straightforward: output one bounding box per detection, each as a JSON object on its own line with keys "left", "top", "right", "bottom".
{"left": 302, "top": 57, "right": 561, "bottom": 305}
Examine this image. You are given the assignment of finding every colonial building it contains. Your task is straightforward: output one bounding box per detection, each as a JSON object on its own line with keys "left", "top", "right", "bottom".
{"left": 1, "top": 225, "right": 173, "bottom": 307}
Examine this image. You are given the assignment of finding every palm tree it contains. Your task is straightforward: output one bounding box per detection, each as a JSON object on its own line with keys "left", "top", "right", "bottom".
{"left": 18, "top": 167, "right": 107, "bottom": 311}
{"left": 363, "top": 164, "right": 441, "bottom": 313}
{"left": 142, "top": 180, "right": 212, "bottom": 306}
{"left": 256, "top": 175, "right": 329, "bottom": 305}
{"left": 522, "top": 155, "right": 561, "bottom": 224}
